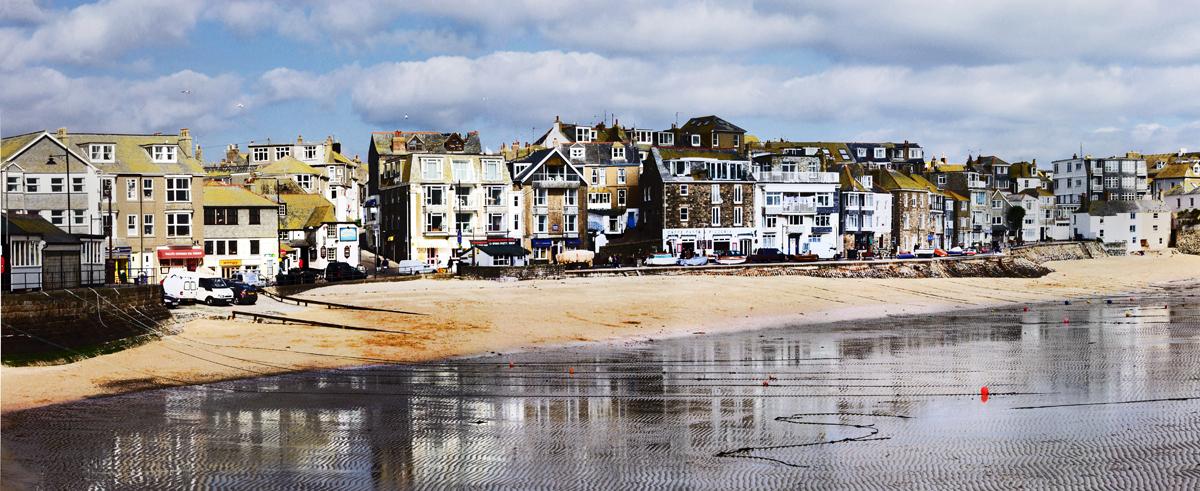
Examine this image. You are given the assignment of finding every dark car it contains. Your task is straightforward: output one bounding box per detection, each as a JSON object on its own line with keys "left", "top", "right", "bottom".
{"left": 324, "top": 261, "right": 368, "bottom": 282}
{"left": 747, "top": 248, "right": 788, "bottom": 263}
{"left": 160, "top": 285, "right": 180, "bottom": 309}
{"left": 276, "top": 268, "right": 318, "bottom": 286}
{"left": 227, "top": 281, "right": 258, "bottom": 305}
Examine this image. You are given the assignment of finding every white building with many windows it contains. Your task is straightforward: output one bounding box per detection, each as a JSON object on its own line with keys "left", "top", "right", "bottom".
{"left": 750, "top": 151, "right": 841, "bottom": 258}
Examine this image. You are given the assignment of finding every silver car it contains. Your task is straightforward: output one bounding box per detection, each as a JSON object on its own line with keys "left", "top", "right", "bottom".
{"left": 395, "top": 259, "right": 436, "bottom": 275}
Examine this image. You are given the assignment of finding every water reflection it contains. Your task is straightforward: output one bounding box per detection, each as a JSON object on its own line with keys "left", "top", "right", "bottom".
{"left": 5, "top": 288, "right": 1200, "bottom": 490}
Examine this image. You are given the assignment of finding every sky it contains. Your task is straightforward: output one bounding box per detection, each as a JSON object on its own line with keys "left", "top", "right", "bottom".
{"left": 2, "top": 0, "right": 1199, "bottom": 169}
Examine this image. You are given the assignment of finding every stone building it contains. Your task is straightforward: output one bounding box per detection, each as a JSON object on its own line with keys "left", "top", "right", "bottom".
{"left": 873, "top": 169, "right": 932, "bottom": 253}
{"left": 510, "top": 148, "right": 588, "bottom": 262}
{"left": 200, "top": 181, "right": 281, "bottom": 279}
{"left": 643, "top": 147, "right": 756, "bottom": 256}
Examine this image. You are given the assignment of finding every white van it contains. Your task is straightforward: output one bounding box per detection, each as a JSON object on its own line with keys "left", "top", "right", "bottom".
{"left": 161, "top": 271, "right": 235, "bottom": 305}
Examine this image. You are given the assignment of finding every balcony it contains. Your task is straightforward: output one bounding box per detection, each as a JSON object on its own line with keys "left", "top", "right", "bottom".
{"left": 785, "top": 224, "right": 807, "bottom": 234}
{"left": 1092, "top": 183, "right": 1103, "bottom": 192}
{"left": 783, "top": 201, "right": 816, "bottom": 214}
{"left": 533, "top": 179, "right": 582, "bottom": 189}
{"left": 454, "top": 197, "right": 476, "bottom": 209}
{"left": 968, "top": 180, "right": 987, "bottom": 189}
{"left": 752, "top": 170, "right": 840, "bottom": 184}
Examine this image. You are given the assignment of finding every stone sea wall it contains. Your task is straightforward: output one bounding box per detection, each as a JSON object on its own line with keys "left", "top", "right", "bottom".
{"left": 1, "top": 285, "right": 174, "bottom": 364}
{"left": 1008, "top": 241, "right": 1107, "bottom": 264}
{"left": 1177, "top": 230, "right": 1200, "bottom": 255}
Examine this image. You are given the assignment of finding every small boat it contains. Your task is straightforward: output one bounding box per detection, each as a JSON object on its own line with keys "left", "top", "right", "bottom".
{"left": 678, "top": 255, "right": 709, "bottom": 266}
{"left": 897, "top": 252, "right": 916, "bottom": 259}
{"left": 714, "top": 250, "right": 747, "bottom": 265}
{"left": 792, "top": 254, "right": 819, "bottom": 263}
{"left": 947, "top": 247, "right": 965, "bottom": 256}
{"left": 934, "top": 248, "right": 948, "bottom": 257}
{"left": 645, "top": 253, "right": 678, "bottom": 266}
{"left": 914, "top": 248, "right": 936, "bottom": 258}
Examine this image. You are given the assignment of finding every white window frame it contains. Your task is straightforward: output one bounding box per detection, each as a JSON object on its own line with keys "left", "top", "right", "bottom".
{"left": 275, "top": 147, "right": 290, "bottom": 160}
{"left": 712, "top": 133, "right": 719, "bottom": 147}
{"left": 564, "top": 190, "right": 577, "bottom": 206}
{"left": 564, "top": 214, "right": 577, "bottom": 233}
{"left": 421, "top": 158, "right": 443, "bottom": 180}
{"left": 711, "top": 206, "right": 721, "bottom": 226}
{"left": 612, "top": 146, "right": 625, "bottom": 160}
{"left": 253, "top": 147, "right": 268, "bottom": 162}
{"left": 591, "top": 168, "right": 600, "bottom": 185}
{"left": 571, "top": 147, "right": 585, "bottom": 160}
{"left": 534, "top": 189, "right": 548, "bottom": 206}
{"left": 166, "top": 177, "right": 190, "bottom": 202}
{"left": 152, "top": 145, "right": 177, "bottom": 163}
{"left": 691, "top": 135, "right": 701, "bottom": 147}
{"left": 483, "top": 159, "right": 502, "bottom": 180}
{"left": 733, "top": 184, "right": 743, "bottom": 204}
{"left": 424, "top": 185, "right": 446, "bottom": 206}
{"left": 127, "top": 214, "right": 137, "bottom": 235}
{"left": 658, "top": 132, "right": 674, "bottom": 146}
{"left": 305, "top": 145, "right": 318, "bottom": 160}
{"left": 90, "top": 144, "right": 114, "bottom": 162}
{"left": 6, "top": 176, "right": 20, "bottom": 192}
{"left": 166, "top": 212, "right": 191, "bottom": 237}
{"left": 143, "top": 214, "right": 155, "bottom": 236}
{"left": 679, "top": 206, "right": 689, "bottom": 222}
{"left": 680, "top": 184, "right": 688, "bottom": 196}
{"left": 617, "top": 168, "right": 626, "bottom": 184}
{"left": 295, "top": 174, "right": 313, "bottom": 192}
{"left": 711, "top": 184, "right": 721, "bottom": 204}
{"left": 487, "top": 213, "right": 505, "bottom": 233}
{"left": 72, "top": 177, "right": 85, "bottom": 193}
{"left": 617, "top": 189, "right": 626, "bottom": 207}
{"left": 734, "top": 207, "right": 743, "bottom": 226}
{"left": 874, "top": 148, "right": 886, "bottom": 159}
{"left": 50, "top": 177, "right": 64, "bottom": 193}
{"left": 425, "top": 212, "right": 445, "bottom": 233}
{"left": 142, "top": 178, "right": 154, "bottom": 200}
{"left": 536, "top": 214, "right": 548, "bottom": 233}
{"left": 452, "top": 159, "right": 473, "bottom": 181}
{"left": 50, "top": 210, "right": 65, "bottom": 225}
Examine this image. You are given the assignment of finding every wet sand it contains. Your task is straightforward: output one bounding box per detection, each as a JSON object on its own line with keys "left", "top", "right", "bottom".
{"left": 2, "top": 254, "right": 1198, "bottom": 416}
{"left": 2, "top": 268, "right": 1198, "bottom": 489}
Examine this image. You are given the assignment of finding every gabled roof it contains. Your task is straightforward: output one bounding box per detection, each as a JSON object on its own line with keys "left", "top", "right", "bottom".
{"left": 260, "top": 155, "right": 322, "bottom": 176}
{"left": 371, "top": 131, "right": 483, "bottom": 157}
{"left": 1153, "top": 163, "right": 1199, "bottom": 179}
{"left": 3, "top": 213, "right": 80, "bottom": 244}
{"left": 1163, "top": 181, "right": 1200, "bottom": 196}
{"left": 1084, "top": 200, "right": 1169, "bottom": 216}
{"left": 1009, "top": 162, "right": 1038, "bottom": 179}
{"left": 872, "top": 169, "right": 926, "bottom": 192}
{"left": 908, "top": 173, "right": 944, "bottom": 195}
{"left": 512, "top": 148, "right": 584, "bottom": 183}
{"left": 276, "top": 194, "right": 339, "bottom": 230}
{"left": 2, "top": 131, "right": 95, "bottom": 174}
{"left": 203, "top": 181, "right": 279, "bottom": 208}
{"left": 831, "top": 165, "right": 870, "bottom": 192}
{"left": 65, "top": 133, "right": 204, "bottom": 175}
{"left": 679, "top": 115, "right": 745, "bottom": 134}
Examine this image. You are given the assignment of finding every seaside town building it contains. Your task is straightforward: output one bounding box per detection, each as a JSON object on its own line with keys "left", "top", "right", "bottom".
{"left": 510, "top": 148, "right": 588, "bottom": 261}
{"left": 833, "top": 165, "right": 893, "bottom": 257}
{"left": 1071, "top": 200, "right": 1171, "bottom": 253}
{"left": 200, "top": 181, "right": 281, "bottom": 279}
{"left": 274, "top": 192, "right": 359, "bottom": 271}
{"left": 2, "top": 131, "right": 103, "bottom": 237}
{"left": 2, "top": 212, "right": 105, "bottom": 291}
{"left": 874, "top": 169, "right": 933, "bottom": 253}
{"left": 749, "top": 149, "right": 841, "bottom": 258}
{"left": 643, "top": 147, "right": 757, "bottom": 257}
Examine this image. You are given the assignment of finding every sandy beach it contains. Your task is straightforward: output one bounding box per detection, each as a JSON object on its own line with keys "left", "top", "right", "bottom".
{"left": 3, "top": 254, "right": 1198, "bottom": 414}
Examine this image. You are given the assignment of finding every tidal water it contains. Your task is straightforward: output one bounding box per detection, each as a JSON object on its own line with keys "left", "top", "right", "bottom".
{"left": 5, "top": 283, "right": 1200, "bottom": 490}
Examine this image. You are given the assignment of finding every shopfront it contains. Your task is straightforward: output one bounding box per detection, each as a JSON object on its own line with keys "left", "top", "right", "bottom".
{"left": 156, "top": 246, "right": 204, "bottom": 274}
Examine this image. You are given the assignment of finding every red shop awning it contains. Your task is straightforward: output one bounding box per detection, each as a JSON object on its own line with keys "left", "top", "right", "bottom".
{"left": 157, "top": 247, "right": 205, "bottom": 259}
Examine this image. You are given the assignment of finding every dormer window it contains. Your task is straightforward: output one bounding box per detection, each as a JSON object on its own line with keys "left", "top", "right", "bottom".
{"left": 571, "top": 146, "right": 585, "bottom": 160}
{"left": 444, "top": 133, "right": 465, "bottom": 152}
{"left": 658, "top": 132, "right": 674, "bottom": 146}
{"left": 874, "top": 148, "right": 885, "bottom": 159}
{"left": 152, "top": 145, "right": 177, "bottom": 163}
{"left": 575, "top": 127, "right": 592, "bottom": 143}
{"left": 253, "top": 147, "right": 268, "bottom": 162}
{"left": 90, "top": 144, "right": 114, "bottom": 162}
{"left": 612, "top": 146, "right": 625, "bottom": 160}
{"left": 275, "top": 147, "right": 290, "bottom": 160}
{"left": 691, "top": 135, "right": 701, "bottom": 147}
{"left": 857, "top": 148, "right": 867, "bottom": 158}
{"left": 408, "top": 137, "right": 424, "bottom": 152}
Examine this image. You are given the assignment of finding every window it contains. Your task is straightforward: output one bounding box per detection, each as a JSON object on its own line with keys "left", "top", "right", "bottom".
{"left": 72, "top": 177, "right": 84, "bottom": 193}
{"left": 816, "top": 194, "right": 831, "bottom": 207}
{"left": 216, "top": 241, "right": 226, "bottom": 255}
{"left": 166, "top": 213, "right": 191, "bottom": 237}
{"left": 815, "top": 215, "right": 831, "bottom": 227}
{"left": 764, "top": 216, "right": 777, "bottom": 228}
{"left": 486, "top": 186, "right": 504, "bottom": 206}
{"left": 51, "top": 177, "right": 64, "bottom": 193}
{"left": 591, "top": 168, "right": 600, "bottom": 185}
{"left": 765, "top": 192, "right": 781, "bottom": 206}
{"left": 564, "top": 214, "right": 577, "bottom": 233}
{"left": 1130, "top": 225, "right": 1136, "bottom": 232}
{"left": 204, "top": 208, "right": 239, "bottom": 225}
{"left": 588, "top": 192, "right": 611, "bottom": 205}
{"left": 296, "top": 174, "right": 313, "bottom": 191}
{"left": 618, "top": 168, "right": 626, "bottom": 184}
{"left": 711, "top": 184, "right": 721, "bottom": 204}
{"left": 204, "top": 241, "right": 214, "bottom": 255}
{"left": 125, "top": 178, "right": 136, "bottom": 200}
{"left": 576, "top": 127, "right": 592, "bottom": 142}
{"left": 874, "top": 148, "right": 885, "bottom": 159}
{"left": 617, "top": 189, "right": 627, "bottom": 206}
{"left": 535, "top": 189, "right": 548, "bottom": 206}
{"left": 152, "top": 146, "right": 177, "bottom": 163}
{"left": 89, "top": 144, "right": 114, "bottom": 162}
{"left": 138, "top": 178, "right": 152, "bottom": 199}
{"left": 691, "top": 135, "right": 701, "bottom": 147}
{"left": 857, "top": 148, "right": 867, "bottom": 158}
{"left": 612, "top": 146, "right": 625, "bottom": 160}
{"left": 166, "top": 177, "right": 190, "bottom": 202}
{"left": 253, "top": 147, "right": 268, "bottom": 162}
{"left": 6, "top": 176, "right": 19, "bottom": 192}
{"left": 680, "top": 184, "right": 689, "bottom": 196}
{"left": 711, "top": 206, "right": 721, "bottom": 225}
{"left": 127, "top": 214, "right": 137, "bottom": 235}
{"left": 992, "top": 199, "right": 1001, "bottom": 209}
{"left": 422, "top": 158, "right": 442, "bottom": 180}
{"left": 734, "top": 135, "right": 740, "bottom": 148}
{"left": 658, "top": 132, "right": 674, "bottom": 146}
{"left": 488, "top": 213, "right": 504, "bottom": 233}
{"left": 425, "top": 213, "right": 445, "bottom": 233}
{"left": 937, "top": 175, "right": 946, "bottom": 186}
{"left": 712, "top": 134, "right": 719, "bottom": 147}
{"left": 424, "top": 186, "right": 445, "bottom": 205}
{"left": 734, "top": 207, "right": 743, "bottom": 226}
{"left": 565, "top": 190, "right": 577, "bottom": 206}
{"left": 275, "top": 147, "right": 290, "bottom": 160}
{"left": 452, "top": 159, "right": 472, "bottom": 181}
{"left": 512, "top": 213, "right": 520, "bottom": 231}
{"left": 229, "top": 241, "right": 239, "bottom": 255}
{"left": 483, "top": 160, "right": 501, "bottom": 180}
{"left": 50, "top": 210, "right": 64, "bottom": 225}
{"left": 143, "top": 214, "right": 154, "bottom": 236}
{"left": 733, "top": 184, "right": 743, "bottom": 204}
{"left": 250, "top": 240, "right": 260, "bottom": 255}
{"left": 305, "top": 146, "right": 317, "bottom": 160}
{"left": 455, "top": 186, "right": 471, "bottom": 207}
{"left": 571, "top": 147, "right": 585, "bottom": 160}
{"left": 249, "top": 208, "right": 261, "bottom": 225}
{"left": 679, "top": 206, "right": 689, "bottom": 222}
{"left": 536, "top": 214, "right": 548, "bottom": 233}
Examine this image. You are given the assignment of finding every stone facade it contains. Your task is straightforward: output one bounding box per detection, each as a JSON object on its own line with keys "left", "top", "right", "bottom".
{"left": 1, "top": 285, "right": 172, "bottom": 362}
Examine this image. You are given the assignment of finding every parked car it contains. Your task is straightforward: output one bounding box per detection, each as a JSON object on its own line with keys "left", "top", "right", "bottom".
{"left": 227, "top": 281, "right": 258, "bottom": 305}
{"left": 748, "top": 248, "right": 788, "bottom": 263}
{"left": 713, "top": 250, "right": 747, "bottom": 265}
{"left": 395, "top": 259, "right": 435, "bottom": 275}
{"left": 197, "top": 276, "right": 235, "bottom": 306}
{"left": 276, "top": 268, "right": 318, "bottom": 286}
{"left": 160, "top": 285, "right": 180, "bottom": 309}
{"left": 645, "top": 253, "right": 678, "bottom": 266}
{"left": 324, "top": 262, "right": 367, "bottom": 282}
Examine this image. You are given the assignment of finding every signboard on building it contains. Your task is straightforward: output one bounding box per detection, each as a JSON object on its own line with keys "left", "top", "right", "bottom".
{"left": 339, "top": 226, "right": 357, "bottom": 242}
{"left": 219, "top": 260, "right": 242, "bottom": 267}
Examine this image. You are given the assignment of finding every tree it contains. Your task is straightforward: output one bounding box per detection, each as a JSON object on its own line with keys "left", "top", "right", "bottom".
{"left": 1007, "top": 205, "right": 1027, "bottom": 241}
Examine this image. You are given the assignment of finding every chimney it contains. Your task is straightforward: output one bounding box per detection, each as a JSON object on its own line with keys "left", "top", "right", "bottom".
{"left": 226, "top": 144, "right": 239, "bottom": 164}
{"left": 179, "top": 128, "right": 193, "bottom": 158}
{"left": 56, "top": 127, "right": 67, "bottom": 144}
{"left": 391, "top": 131, "right": 404, "bottom": 152}
{"left": 196, "top": 146, "right": 202, "bottom": 162}
{"left": 298, "top": 135, "right": 303, "bottom": 143}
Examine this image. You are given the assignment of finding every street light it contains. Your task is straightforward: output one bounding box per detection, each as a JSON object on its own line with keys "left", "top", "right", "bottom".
{"left": 46, "top": 153, "right": 71, "bottom": 233}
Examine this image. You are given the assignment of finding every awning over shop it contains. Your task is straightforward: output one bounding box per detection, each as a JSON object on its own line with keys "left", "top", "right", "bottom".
{"left": 473, "top": 244, "right": 531, "bottom": 257}
{"left": 588, "top": 208, "right": 627, "bottom": 217}
{"left": 157, "top": 247, "right": 204, "bottom": 259}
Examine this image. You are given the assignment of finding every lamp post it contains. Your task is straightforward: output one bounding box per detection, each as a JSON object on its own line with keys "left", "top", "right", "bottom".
{"left": 47, "top": 152, "right": 71, "bottom": 233}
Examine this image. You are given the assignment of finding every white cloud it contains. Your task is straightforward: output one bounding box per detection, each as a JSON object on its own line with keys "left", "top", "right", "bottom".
{"left": 0, "top": 0, "right": 50, "bottom": 25}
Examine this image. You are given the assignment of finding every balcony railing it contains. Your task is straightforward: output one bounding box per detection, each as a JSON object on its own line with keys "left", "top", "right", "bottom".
{"left": 752, "top": 170, "right": 840, "bottom": 184}
{"left": 785, "top": 224, "right": 807, "bottom": 234}
{"left": 783, "top": 201, "right": 817, "bottom": 214}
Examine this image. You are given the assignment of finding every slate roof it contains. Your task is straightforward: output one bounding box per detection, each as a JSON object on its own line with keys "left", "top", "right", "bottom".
{"left": 276, "top": 194, "right": 339, "bottom": 230}
{"left": 831, "top": 165, "right": 870, "bottom": 193}
{"left": 1163, "top": 181, "right": 1200, "bottom": 196}
{"left": 2, "top": 131, "right": 94, "bottom": 174}
{"left": 64, "top": 133, "right": 204, "bottom": 175}
{"left": 3, "top": 213, "right": 80, "bottom": 244}
{"left": 371, "top": 131, "right": 482, "bottom": 157}
{"left": 512, "top": 148, "right": 584, "bottom": 183}
{"left": 576, "top": 141, "right": 640, "bottom": 166}
{"left": 679, "top": 115, "right": 745, "bottom": 134}
{"left": 872, "top": 169, "right": 926, "bottom": 192}
{"left": 908, "top": 173, "right": 944, "bottom": 196}
{"left": 1009, "top": 162, "right": 1038, "bottom": 178}
{"left": 1153, "top": 163, "right": 1198, "bottom": 179}
{"left": 203, "top": 181, "right": 279, "bottom": 208}
{"left": 1084, "top": 200, "right": 1169, "bottom": 216}
{"left": 259, "top": 156, "right": 322, "bottom": 176}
